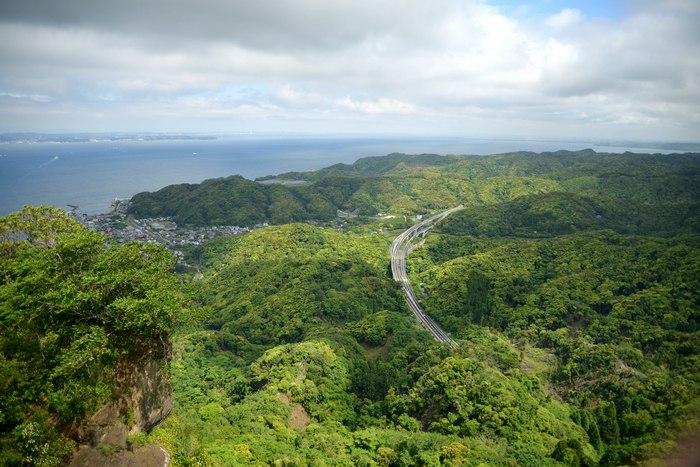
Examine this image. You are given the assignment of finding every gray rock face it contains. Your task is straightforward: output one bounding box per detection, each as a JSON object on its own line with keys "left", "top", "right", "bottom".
{"left": 121, "top": 341, "right": 174, "bottom": 433}
{"left": 70, "top": 444, "right": 169, "bottom": 467}
{"left": 69, "top": 342, "right": 172, "bottom": 466}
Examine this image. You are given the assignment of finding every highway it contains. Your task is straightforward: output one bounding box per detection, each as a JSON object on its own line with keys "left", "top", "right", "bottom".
{"left": 390, "top": 206, "right": 463, "bottom": 349}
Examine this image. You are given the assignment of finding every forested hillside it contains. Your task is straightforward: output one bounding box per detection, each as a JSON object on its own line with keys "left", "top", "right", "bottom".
{"left": 127, "top": 150, "right": 700, "bottom": 230}
{"left": 413, "top": 205, "right": 700, "bottom": 464}
{"left": 0, "top": 207, "right": 190, "bottom": 466}
{"left": 3, "top": 151, "right": 699, "bottom": 466}
{"left": 151, "top": 224, "right": 601, "bottom": 465}
{"left": 146, "top": 150, "right": 699, "bottom": 466}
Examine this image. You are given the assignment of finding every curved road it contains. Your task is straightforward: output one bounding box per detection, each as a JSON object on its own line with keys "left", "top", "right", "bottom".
{"left": 391, "top": 206, "right": 463, "bottom": 349}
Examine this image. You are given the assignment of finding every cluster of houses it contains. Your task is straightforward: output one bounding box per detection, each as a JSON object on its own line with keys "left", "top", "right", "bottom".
{"left": 74, "top": 201, "right": 255, "bottom": 264}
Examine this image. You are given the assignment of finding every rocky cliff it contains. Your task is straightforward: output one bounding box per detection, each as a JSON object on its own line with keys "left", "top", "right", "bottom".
{"left": 69, "top": 342, "right": 172, "bottom": 467}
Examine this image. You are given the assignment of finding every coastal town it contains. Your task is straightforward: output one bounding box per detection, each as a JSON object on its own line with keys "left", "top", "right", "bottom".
{"left": 73, "top": 199, "right": 256, "bottom": 263}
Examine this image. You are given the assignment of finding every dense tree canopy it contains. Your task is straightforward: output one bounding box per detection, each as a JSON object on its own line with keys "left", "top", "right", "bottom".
{"left": 127, "top": 150, "right": 700, "bottom": 231}
{"left": 149, "top": 150, "right": 699, "bottom": 466}
{"left": 0, "top": 206, "right": 189, "bottom": 466}
{"left": 5, "top": 150, "right": 700, "bottom": 466}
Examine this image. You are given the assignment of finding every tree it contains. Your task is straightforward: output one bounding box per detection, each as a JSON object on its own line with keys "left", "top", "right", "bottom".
{"left": 0, "top": 206, "right": 189, "bottom": 466}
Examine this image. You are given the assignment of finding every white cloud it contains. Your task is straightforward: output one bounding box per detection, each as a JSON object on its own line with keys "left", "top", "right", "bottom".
{"left": 272, "top": 85, "right": 327, "bottom": 109}
{"left": 0, "top": 92, "right": 52, "bottom": 102}
{"left": 335, "top": 96, "right": 416, "bottom": 115}
{"left": 545, "top": 8, "right": 584, "bottom": 30}
{"left": 0, "top": 0, "right": 698, "bottom": 139}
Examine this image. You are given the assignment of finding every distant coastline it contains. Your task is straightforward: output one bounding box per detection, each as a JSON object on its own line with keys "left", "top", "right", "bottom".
{"left": 1, "top": 134, "right": 698, "bottom": 217}
{"left": 1, "top": 132, "right": 699, "bottom": 152}
{"left": 0, "top": 133, "right": 217, "bottom": 144}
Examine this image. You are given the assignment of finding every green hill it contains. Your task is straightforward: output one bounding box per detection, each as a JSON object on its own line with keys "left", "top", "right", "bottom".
{"left": 0, "top": 207, "right": 190, "bottom": 466}
{"left": 152, "top": 223, "right": 600, "bottom": 465}
{"left": 4, "top": 150, "right": 700, "bottom": 466}
{"left": 127, "top": 150, "right": 700, "bottom": 231}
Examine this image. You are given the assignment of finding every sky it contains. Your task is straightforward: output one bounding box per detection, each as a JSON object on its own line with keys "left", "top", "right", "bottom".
{"left": 0, "top": 0, "right": 698, "bottom": 141}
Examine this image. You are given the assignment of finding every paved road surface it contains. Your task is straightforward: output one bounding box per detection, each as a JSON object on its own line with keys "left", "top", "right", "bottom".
{"left": 390, "top": 206, "right": 463, "bottom": 348}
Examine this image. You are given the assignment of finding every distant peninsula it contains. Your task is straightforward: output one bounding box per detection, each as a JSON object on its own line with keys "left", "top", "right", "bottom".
{"left": 0, "top": 132, "right": 217, "bottom": 143}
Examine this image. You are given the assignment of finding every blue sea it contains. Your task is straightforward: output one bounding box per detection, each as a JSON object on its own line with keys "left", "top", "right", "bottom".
{"left": 0, "top": 135, "right": 678, "bottom": 216}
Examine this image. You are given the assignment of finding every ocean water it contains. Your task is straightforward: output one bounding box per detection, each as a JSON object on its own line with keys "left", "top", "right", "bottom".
{"left": 0, "top": 135, "right": 677, "bottom": 216}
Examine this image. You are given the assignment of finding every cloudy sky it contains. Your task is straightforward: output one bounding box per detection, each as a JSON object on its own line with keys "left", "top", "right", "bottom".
{"left": 0, "top": 0, "right": 698, "bottom": 140}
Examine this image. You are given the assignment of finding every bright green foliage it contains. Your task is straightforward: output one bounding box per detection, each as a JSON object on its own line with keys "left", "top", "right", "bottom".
{"left": 7, "top": 151, "right": 699, "bottom": 465}
{"left": 156, "top": 330, "right": 591, "bottom": 465}
{"left": 251, "top": 341, "right": 356, "bottom": 423}
{"left": 126, "top": 150, "right": 700, "bottom": 232}
{"left": 411, "top": 190, "right": 700, "bottom": 464}
{"left": 0, "top": 206, "right": 189, "bottom": 466}
{"left": 151, "top": 151, "right": 700, "bottom": 466}
{"left": 387, "top": 353, "right": 595, "bottom": 459}
{"left": 200, "top": 224, "right": 402, "bottom": 349}
{"left": 152, "top": 221, "right": 599, "bottom": 465}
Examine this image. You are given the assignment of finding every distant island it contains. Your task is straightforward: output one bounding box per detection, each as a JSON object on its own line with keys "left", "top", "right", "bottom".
{"left": 0, "top": 132, "right": 217, "bottom": 143}
{"left": 2, "top": 132, "right": 699, "bottom": 153}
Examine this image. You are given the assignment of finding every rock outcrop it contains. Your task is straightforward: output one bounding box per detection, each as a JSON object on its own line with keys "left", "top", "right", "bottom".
{"left": 69, "top": 342, "right": 172, "bottom": 467}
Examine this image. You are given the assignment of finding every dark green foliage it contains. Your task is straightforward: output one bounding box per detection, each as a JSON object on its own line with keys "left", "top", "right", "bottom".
{"left": 414, "top": 195, "right": 700, "bottom": 465}
{"left": 438, "top": 190, "right": 699, "bottom": 238}
{"left": 551, "top": 438, "right": 597, "bottom": 466}
{"left": 200, "top": 224, "right": 402, "bottom": 348}
{"left": 10, "top": 151, "right": 700, "bottom": 465}
{"left": 127, "top": 151, "right": 700, "bottom": 235}
{"left": 257, "top": 152, "right": 463, "bottom": 181}
{"left": 438, "top": 192, "right": 611, "bottom": 237}
{"left": 0, "top": 206, "right": 189, "bottom": 466}
{"left": 151, "top": 221, "right": 599, "bottom": 465}
{"left": 9, "top": 411, "right": 75, "bottom": 467}
{"left": 128, "top": 174, "right": 392, "bottom": 226}
{"left": 142, "top": 150, "right": 700, "bottom": 465}
{"left": 348, "top": 310, "right": 393, "bottom": 345}
{"left": 129, "top": 176, "right": 270, "bottom": 226}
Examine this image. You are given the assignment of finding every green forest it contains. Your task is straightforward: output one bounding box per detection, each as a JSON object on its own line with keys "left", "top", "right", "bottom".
{"left": 0, "top": 206, "right": 191, "bottom": 465}
{"left": 2, "top": 150, "right": 699, "bottom": 466}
